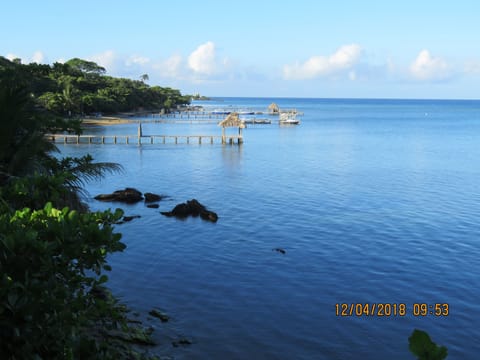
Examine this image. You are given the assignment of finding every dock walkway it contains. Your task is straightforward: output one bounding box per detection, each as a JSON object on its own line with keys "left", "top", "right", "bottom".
{"left": 47, "top": 134, "right": 243, "bottom": 145}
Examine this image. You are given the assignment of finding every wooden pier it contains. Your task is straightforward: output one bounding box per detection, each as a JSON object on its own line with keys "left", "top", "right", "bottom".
{"left": 47, "top": 134, "right": 243, "bottom": 145}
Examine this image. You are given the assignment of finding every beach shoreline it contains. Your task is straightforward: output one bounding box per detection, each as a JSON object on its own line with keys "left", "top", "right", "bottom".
{"left": 82, "top": 116, "right": 133, "bottom": 126}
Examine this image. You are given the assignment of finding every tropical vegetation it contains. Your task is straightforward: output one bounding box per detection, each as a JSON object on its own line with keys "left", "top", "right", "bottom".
{"left": 0, "top": 56, "right": 191, "bottom": 117}
{"left": 0, "top": 59, "right": 157, "bottom": 358}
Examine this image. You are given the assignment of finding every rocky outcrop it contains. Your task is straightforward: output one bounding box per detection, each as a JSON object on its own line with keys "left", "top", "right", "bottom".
{"left": 144, "top": 192, "right": 163, "bottom": 203}
{"left": 94, "top": 188, "right": 143, "bottom": 203}
{"left": 161, "top": 199, "right": 218, "bottom": 222}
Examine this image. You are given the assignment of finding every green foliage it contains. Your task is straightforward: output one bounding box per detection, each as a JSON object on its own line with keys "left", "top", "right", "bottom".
{"left": 0, "top": 202, "right": 127, "bottom": 359}
{"left": 0, "top": 59, "right": 154, "bottom": 358}
{"left": 66, "top": 58, "right": 106, "bottom": 76}
{"left": 0, "top": 55, "right": 190, "bottom": 117}
{"left": 409, "top": 329, "right": 448, "bottom": 360}
{"left": 0, "top": 154, "right": 122, "bottom": 211}
{"left": 0, "top": 68, "right": 82, "bottom": 176}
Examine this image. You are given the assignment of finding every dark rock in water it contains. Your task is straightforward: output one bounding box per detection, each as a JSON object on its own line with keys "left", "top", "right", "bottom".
{"left": 123, "top": 215, "right": 141, "bottom": 222}
{"left": 144, "top": 192, "right": 163, "bottom": 202}
{"left": 161, "top": 199, "right": 218, "bottom": 222}
{"left": 146, "top": 204, "right": 160, "bottom": 209}
{"left": 149, "top": 309, "right": 170, "bottom": 322}
{"left": 169, "top": 203, "right": 190, "bottom": 218}
{"left": 172, "top": 337, "right": 192, "bottom": 347}
{"left": 94, "top": 188, "right": 143, "bottom": 203}
{"left": 200, "top": 210, "right": 218, "bottom": 222}
{"left": 273, "top": 248, "right": 286, "bottom": 254}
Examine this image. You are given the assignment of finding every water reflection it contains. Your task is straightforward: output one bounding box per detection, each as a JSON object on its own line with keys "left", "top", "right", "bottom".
{"left": 221, "top": 144, "right": 243, "bottom": 171}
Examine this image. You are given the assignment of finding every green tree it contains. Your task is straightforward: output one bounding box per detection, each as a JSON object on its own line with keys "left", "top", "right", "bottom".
{"left": 0, "top": 57, "right": 154, "bottom": 360}
{"left": 0, "top": 72, "right": 58, "bottom": 176}
{"left": 65, "top": 58, "right": 106, "bottom": 76}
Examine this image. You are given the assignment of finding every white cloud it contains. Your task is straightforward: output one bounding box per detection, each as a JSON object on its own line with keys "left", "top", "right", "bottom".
{"left": 283, "top": 44, "right": 362, "bottom": 80}
{"left": 6, "top": 53, "right": 19, "bottom": 61}
{"left": 31, "top": 51, "right": 45, "bottom": 64}
{"left": 88, "top": 50, "right": 117, "bottom": 72}
{"left": 154, "top": 54, "right": 183, "bottom": 78}
{"left": 409, "top": 50, "right": 450, "bottom": 81}
{"left": 126, "top": 55, "right": 150, "bottom": 66}
{"left": 464, "top": 60, "right": 480, "bottom": 75}
{"left": 188, "top": 41, "right": 216, "bottom": 75}
{"left": 5, "top": 52, "right": 45, "bottom": 64}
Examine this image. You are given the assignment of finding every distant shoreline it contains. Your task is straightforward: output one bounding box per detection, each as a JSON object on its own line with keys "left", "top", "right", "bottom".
{"left": 82, "top": 116, "right": 132, "bottom": 126}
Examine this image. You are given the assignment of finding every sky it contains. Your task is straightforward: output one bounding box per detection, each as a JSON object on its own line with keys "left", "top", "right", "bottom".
{"left": 2, "top": 0, "right": 480, "bottom": 99}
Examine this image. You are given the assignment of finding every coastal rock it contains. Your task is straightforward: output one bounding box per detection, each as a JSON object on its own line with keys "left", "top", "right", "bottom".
{"left": 123, "top": 215, "right": 141, "bottom": 222}
{"left": 161, "top": 199, "right": 218, "bottom": 222}
{"left": 172, "top": 337, "right": 193, "bottom": 347}
{"left": 94, "top": 188, "right": 143, "bottom": 203}
{"left": 146, "top": 204, "right": 160, "bottom": 209}
{"left": 115, "top": 215, "right": 141, "bottom": 224}
{"left": 144, "top": 192, "right": 163, "bottom": 203}
{"left": 149, "top": 309, "right": 170, "bottom": 322}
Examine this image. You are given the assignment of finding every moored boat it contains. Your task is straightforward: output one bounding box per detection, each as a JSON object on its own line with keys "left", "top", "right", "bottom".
{"left": 279, "top": 112, "right": 300, "bottom": 125}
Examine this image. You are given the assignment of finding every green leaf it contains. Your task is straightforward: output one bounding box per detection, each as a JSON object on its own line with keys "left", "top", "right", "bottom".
{"left": 409, "top": 329, "right": 448, "bottom": 360}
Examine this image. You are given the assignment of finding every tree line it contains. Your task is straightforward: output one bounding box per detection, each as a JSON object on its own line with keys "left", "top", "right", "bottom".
{"left": 0, "top": 56, "right": 191, "bottom": 117}
{"left": 0, "top": 58, "right": 159, "bottom": 358}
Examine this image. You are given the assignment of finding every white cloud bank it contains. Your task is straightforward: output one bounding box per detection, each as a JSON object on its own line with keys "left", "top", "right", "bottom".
{"left": 188, "top": 41, "right": 216, "bottom": 75}
{"left": 31, "top": 51, "right": 45, "bottom": 64}
{"left": 82, "top": 42, "right": 229, "bottom": 83}
{"left": 283, "top": 44, "right": 362, "bottom": 80}
{"left": 6, "top": 51, "right": 46, "bottom": 64}
{"left": 409, "top": 50, "right": 451, "bottom": 81}
{"left": 88, "top": 50, "right": 117, "bottom": 71}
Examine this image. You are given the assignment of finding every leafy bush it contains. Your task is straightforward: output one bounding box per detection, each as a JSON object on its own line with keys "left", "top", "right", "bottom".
{"left": 409, "top": 329, "right": 448, "bottom": 360}
{"left": 0, "top": 203, "right": 127, "bottom": 358}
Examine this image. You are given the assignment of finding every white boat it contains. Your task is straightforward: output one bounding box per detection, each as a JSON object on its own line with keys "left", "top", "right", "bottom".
{"left": 279, "top": 112, "right": 300, "bottom": 125}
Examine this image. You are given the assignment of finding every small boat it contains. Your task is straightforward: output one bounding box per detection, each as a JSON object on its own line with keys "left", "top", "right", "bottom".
{"left": 279, "top": 112, "right": 300, "bottom": 125}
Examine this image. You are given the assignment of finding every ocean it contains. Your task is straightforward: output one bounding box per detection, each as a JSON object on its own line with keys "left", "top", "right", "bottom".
{"left": 58, "top": 97, "right": 480, "bottom": 359}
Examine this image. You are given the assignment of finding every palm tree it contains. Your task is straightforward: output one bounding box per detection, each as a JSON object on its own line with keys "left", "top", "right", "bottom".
{"left": 0, "top": 68, "right": 122, "bottom": 210}
{"left": 0, "top": 72, "right": 57, "bottom": 176}
{"left": 139, "top": 73, "right": 149, "bottom": 83}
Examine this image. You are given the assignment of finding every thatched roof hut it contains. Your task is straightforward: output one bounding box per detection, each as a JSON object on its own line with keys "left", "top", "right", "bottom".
{"left": 218, "top": 112, "right": 245, "bottom": 144}
{"left": 218, "top": 112, "right": 245, "bottom": 128}
{"left": 268, "top": 102, "right": 279, "bottom": 114}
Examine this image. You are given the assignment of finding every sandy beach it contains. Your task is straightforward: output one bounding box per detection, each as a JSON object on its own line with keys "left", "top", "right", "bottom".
{"left": 81, "top": 116, "right": 133, "bottom": 126}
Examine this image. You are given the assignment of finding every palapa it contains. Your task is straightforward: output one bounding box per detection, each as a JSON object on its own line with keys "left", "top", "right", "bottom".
{"left": 217, "top": 112, "right": 245, "bottom": 128}
{"left": 218, "top": 112, "right": 245, "bottom": 144}
{"left": 268, "top": 102, "right": 279, "bottom": 113}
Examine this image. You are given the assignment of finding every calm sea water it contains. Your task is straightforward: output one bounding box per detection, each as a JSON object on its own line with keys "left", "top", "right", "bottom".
{"left": 59, "top": 98, "right": 480, "bottom": 359}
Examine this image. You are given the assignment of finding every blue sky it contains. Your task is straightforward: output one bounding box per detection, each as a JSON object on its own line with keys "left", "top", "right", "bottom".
{"left": 2, "top": 0, "right": 480, "bottom": 99}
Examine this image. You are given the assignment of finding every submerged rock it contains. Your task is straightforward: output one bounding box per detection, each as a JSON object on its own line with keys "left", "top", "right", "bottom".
{"left": 94, "top": 188, "right": 143, "bottom": 203}
{"left": 144, "top": 192, "right": 163, "bottom": 203}
{"left": 149, "top": 309, "right": 170, "bottom": 322}
{"left": 146, "top": 204, "right": 160, "bottom": 209}
{"left": 123, "top": 215, "right": 141, "bottom": 222}
{"left": 172, "top": 337, "right": 193, "bottom": 347}
{"left": 161, "top": 199, "right": 218, "bottom": 222}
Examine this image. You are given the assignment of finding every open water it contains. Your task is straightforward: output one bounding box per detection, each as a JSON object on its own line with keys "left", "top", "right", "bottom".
{"left": 58, "top": 97, "right": 480, "bottom": 359}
